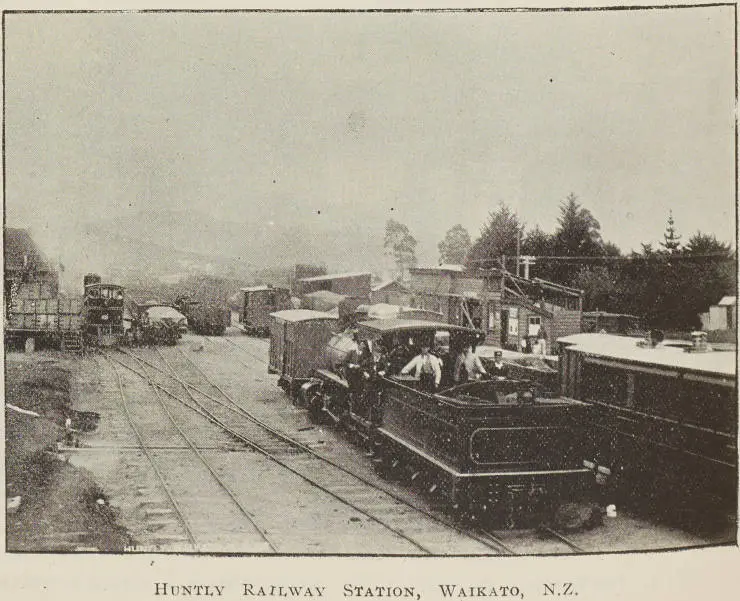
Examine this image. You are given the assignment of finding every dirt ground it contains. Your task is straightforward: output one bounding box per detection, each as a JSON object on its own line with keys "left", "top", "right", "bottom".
{"left": 5, "top": 354, "right": 131, "bottom": 552}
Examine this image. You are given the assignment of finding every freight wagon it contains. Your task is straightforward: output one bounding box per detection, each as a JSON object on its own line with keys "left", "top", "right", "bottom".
{"left": 240, "top": 286, "right": 292, "bottom": 336}
{"left": 5, "top": 294, "right": 84, "bottom": 351}
{"left": 175, "top": 297, "right": 230, "bottom": 335}
{"left": 268, "top": 309, "right": 338, "bottom": 396}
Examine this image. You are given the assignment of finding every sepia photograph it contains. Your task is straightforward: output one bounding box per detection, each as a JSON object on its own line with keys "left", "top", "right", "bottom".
{"left": 2, "top": 2, "right": 737, "bottom": 573}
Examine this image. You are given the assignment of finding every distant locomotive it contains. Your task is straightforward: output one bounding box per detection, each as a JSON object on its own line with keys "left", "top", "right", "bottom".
{"left": 270, "top": 314, "right": 599, "bottom": 525}
{"left": 83, "top": 281, "right": 125, "bottom": 347}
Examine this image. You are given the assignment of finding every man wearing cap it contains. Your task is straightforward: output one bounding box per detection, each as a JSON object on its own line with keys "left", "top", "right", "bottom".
{"left": 401, "top": 344, "right": 443, "bottom": 393}
{"left": 489, "top": 350, "right": 509, "bottom": 379}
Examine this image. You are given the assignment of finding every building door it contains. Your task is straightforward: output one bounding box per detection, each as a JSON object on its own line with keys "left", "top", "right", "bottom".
{"left": 462, "top": 298, "right": 481, "bottom": 329}
{"left": 500, "top": 310, "right": 509, "bottom": 346}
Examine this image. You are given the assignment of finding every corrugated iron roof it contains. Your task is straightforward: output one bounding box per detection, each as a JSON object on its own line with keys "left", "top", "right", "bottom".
{"left": 371, "top": 280, "right": 410, "bottom": 293}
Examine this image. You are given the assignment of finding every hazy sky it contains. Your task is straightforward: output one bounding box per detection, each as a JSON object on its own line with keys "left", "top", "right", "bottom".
{"left": 5, "top": 7, "right": 736, "bottom": 263}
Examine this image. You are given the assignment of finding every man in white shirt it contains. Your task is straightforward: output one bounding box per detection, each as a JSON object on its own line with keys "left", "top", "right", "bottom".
{"left": 454, "top": 344, "right": 488, "bottom": 383}
{"left": 401, "top": 345, "right": 443, "bottom": 392}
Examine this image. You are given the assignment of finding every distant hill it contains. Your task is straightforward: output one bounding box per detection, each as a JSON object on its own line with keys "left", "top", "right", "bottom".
{"left": 61, "top": 209, "right": 389, "bottom": 284}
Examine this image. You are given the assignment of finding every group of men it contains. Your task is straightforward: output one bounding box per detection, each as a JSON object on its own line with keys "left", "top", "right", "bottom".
{"left": 400, "top": 341, "right": 508, "bottom": 393}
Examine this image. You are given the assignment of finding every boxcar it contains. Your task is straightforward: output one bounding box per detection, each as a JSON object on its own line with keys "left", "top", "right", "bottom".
{"left": 241, "top": 286, "right": 292, "bottom": 336}
{"left": 268, "top": 309, "right": 338, "bottom": 396}
{"left": 558, "top": 332, "right": 737, "bottom": 523}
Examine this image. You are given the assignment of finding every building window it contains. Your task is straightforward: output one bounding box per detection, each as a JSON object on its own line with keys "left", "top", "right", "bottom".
{"left": 528, "top": 316, "right": 542, "bottom": 336}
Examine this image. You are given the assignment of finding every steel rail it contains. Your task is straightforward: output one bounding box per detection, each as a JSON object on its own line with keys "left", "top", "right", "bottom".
{"left": 122, "top": 350, "right": 279, "bottom": 552}
{"left": 116, "top": 349, "right": 435, "bottom": 555}
{"left": 540, "top": 526, "right": 587, "bottom": 554}
{"left": 219, "top": 336, "right": 269, "bottom": 366}
{"left": 163, "top": 343, "right": 517, "bottom": 556}
{"left": 99, "top": 354, "right": 198, "bottom": 550}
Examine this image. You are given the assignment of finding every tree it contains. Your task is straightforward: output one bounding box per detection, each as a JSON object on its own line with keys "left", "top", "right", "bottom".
{"left": 384, "top": 219, "right": 418, "bottom": 280}
{"left": 438, "top": 224, "right": 472, "bottom": 265}
{"left": 467, "top": 203, "right": 522, "bottom": 268}
{"left": 521, "top": 226, "right": 553, "bottom": 256}
{"left": 683, "top": 232, "right": 732, "bottom": 257}
{"left": 574, "top": 266, "right": 618, "bottom": 312}
{"left": 553, "top": 193, "right": 604, "bottom": 257}
{"left": 659, "top": 210, "right": 682, "bottom": 254}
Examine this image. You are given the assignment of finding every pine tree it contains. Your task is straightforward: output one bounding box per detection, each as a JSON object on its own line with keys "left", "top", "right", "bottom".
{"left": 659, "top": 210, "right": 682, "bottom": 254}
{"left": 466, "top": 203, "right": 522, "bottom": 268}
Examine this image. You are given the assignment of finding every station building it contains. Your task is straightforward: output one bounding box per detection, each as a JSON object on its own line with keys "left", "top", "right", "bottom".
{"left": 405, "top": 264, "right": 583, "bottom": 352}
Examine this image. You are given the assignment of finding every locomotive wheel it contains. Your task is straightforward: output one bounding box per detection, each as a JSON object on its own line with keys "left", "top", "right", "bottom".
{"left": 306, "top": 391, "right": 325, "bottom": 424}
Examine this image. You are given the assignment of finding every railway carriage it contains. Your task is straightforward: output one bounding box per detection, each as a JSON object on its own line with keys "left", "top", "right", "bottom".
{"left": 558, "top": 332, "right": 737, "bottom": 524}
{"left": 296, "top": 319, "right": 598, "bottom": 524}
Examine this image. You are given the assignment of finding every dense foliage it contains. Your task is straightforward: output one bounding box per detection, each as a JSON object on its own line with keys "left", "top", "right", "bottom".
{"left": 435, "top": 195, "right": 736, "bottom": 331}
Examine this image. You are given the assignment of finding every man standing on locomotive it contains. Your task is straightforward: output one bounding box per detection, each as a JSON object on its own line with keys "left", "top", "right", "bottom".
{"left": 401, "top": 344, "right": 442, "bottom": 392}
{"left": 453, "top": 342, "right": 488, "bottom": 383}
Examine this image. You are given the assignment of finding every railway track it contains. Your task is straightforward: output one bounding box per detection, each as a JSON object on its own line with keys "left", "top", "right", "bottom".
{"left": 113, "top": 345, "right": 515, "bottom": 555}
{"left": 206, "top": 336, "right": 595, "bottom": 554}
{"left": 479, "top": 526, "right": 587, "bottom": 555}
{"left": 219, "top": 335, "right": 269, "bottom": 367}
{"left": 101, "top": 354, "right": 276, "bottom": 552}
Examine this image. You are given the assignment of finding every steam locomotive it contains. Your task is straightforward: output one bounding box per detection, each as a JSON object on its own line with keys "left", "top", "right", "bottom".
{"left": 82, "top": 274, "right": 125, "bottom": 347}
{"left": 270, "top": 312, "right": 599, "bottom": 525}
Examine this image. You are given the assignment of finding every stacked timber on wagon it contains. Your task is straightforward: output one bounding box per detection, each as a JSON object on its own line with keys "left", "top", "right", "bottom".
{"left": 4, "top": 228, "right": 83, "bottom": 351}
{"left": 175, "top": 296, "right": 230, "bottom": 336}
{"left": 268, "top": 309, "right": 338, "bottom": 396}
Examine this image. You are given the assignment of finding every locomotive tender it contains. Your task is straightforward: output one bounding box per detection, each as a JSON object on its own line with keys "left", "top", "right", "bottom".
{"left": 271, "top": 316, "right": 598, "bottom": 523}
